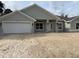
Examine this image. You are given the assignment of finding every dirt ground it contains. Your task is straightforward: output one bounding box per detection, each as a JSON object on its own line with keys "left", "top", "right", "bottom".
{"left": 0, "top": 32, "right": 79, "bottom": 58}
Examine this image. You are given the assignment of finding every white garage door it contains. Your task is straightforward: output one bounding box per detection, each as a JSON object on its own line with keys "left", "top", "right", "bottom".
{"left": 2, "top": 22, "right": 32, "bottom": 33}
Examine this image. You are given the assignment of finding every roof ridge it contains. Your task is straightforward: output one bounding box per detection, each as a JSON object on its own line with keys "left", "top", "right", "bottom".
{"left": 18, "top": 11, "right": 36, "bottom": 21}
{"left": 21, "top": 4, "right": 60, "bottom": 20}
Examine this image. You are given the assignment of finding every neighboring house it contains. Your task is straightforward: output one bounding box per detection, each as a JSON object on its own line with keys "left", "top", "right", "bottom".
{"left": 0, "top": 4, "right": 65, "bottom": 33}
{"left": 69, "top": 16, "right": 79, "bottom": 31}
{"left": 58, "top": 15, "right": 71, "bottom": 32}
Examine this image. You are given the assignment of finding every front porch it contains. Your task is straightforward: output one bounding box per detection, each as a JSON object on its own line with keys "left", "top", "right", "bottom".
{"left": 34, "top": 19, "right": 64, "bottom": 32}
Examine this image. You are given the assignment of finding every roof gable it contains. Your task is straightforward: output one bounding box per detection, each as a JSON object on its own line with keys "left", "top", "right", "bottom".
{"left": 70, "top": 16, "right": 79, "bottom": 22}
{"left": 0, "top": 11, "right": 36, "bottom": 22}
{"left": 21, "top": 4, "right": 60, "bottom": 20}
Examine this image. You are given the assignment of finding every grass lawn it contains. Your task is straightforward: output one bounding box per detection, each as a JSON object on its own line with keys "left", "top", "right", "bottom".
{"left": 0, "top": 32, "right": 79, "bottom": 58}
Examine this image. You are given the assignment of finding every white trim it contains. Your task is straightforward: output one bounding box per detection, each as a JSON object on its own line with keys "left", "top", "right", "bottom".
{"left": 69, "top": 29, "right": 79, "bottom": 31}
{"left": 75, "top": 22, "right": 79, "bottom": 30}
{"left": 70, "top": 16, "right": 79, "bottom": 22}
{"left": 0, "top": 11, "right": 36, "bottom": 22}
{"left": 35, "top": 22, "right": 44, "bottom": 31}
{"left": 2, "top": 21, "right": 33, "bottom": 23}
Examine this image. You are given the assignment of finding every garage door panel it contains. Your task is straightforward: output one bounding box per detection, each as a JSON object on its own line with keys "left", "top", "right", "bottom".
{"left": 2, "top": 22, "right": 32, "bottom": 33}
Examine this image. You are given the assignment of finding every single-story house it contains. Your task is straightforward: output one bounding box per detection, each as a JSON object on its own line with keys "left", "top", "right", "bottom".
{"left": 0, "top": 4, "right": 65, "bottom": 33}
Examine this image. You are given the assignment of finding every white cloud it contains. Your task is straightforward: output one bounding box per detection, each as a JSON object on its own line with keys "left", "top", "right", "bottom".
{"left": 2, "top": 1, "right": 79, "bottom": 17}
{"left": 2, "top": 1, "right": 16, "bottom": 11}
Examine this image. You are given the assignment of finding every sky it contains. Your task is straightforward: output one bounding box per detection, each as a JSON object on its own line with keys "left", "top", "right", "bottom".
{"left": 2, "top": 1, "right": 79, "bottom": 17}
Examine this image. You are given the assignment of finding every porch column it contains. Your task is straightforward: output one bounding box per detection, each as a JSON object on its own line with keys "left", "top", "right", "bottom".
{"left": 47, "top": 19, "right": 49, "bottom": 23}
{"left": 32, "top": 22, "right": 35, "bottom": 33}
{"left": 55, "top": 20, "right": 58, "bottom": 32}
{"left": 46, "top": 19, "right": 49, "bottom": 32}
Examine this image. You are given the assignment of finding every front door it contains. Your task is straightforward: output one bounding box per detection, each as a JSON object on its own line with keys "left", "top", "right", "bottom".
{"left": 35, "top": 22, "right": 44, "bottom": 32}
{"left": 50, "top": 22, "right": 56, "bottom": 32}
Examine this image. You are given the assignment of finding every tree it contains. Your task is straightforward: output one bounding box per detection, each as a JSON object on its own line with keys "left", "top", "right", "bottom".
{"left": 0, "top": 1, "right": 4, "bottom": 15}
{"left": 0, "top": 1, "right": 4, "bottom": 8}
{"left": 4, "top": 9, "right": 12, "bottom": 14}
{"left": 0, "top": 1, "right": 12, "bottom": 16}
{"left": 0, "top": 8, "right": 3, "bottom": 14}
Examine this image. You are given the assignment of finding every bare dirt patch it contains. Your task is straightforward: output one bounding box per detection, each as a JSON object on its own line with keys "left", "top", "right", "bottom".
{"left": 0, "top": 33, "right": 79, "bottom": 58}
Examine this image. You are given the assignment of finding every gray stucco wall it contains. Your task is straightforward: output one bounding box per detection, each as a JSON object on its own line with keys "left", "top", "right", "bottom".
{"left": 63, "top": 21, "right": 65, "bottom": 32}
{"left": 65, "top": 22, "right": 70, "bottom": 32}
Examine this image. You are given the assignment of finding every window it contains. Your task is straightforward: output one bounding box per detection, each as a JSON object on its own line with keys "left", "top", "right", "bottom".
{"left": 76, "top": 23, "right": 79, "bottom": 29}
{"left": 57, "top": 22, "right": 63, "bottom": 30}
{"left": 40, "top": 27, "right": 43, "bottom": 29}
{"left": 58, "top": 26, "right": 62, "bottom": 29}
{"left": 36, "top": 23, "right": 43, "bottom": 30}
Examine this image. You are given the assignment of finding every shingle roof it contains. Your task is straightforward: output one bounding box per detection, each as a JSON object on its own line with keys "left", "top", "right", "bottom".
{"left": 21, "top": 4, "right": 61, "bottom": 21}
{"left": 58, "top": 15, "right": 76, "bottom": 21}
{"left": 0, "top": 11, "right": 36, "bottom": 22}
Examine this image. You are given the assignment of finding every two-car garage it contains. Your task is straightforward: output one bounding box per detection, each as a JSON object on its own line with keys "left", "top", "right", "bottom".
{"left": 2, "top": 22, "right": 33, "bottom": 33}
{"left": 1, "top": 11, "right": 36, "bottom": 33}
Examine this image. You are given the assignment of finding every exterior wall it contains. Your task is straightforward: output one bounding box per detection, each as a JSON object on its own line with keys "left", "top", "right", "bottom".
{"left": 70, "top": 19, "right": 79, "bottom": 31}
{"left": 63, "top": 21, "right": 65, "bottom": 32}
{"left": 46, "top": 23, "right": 51, "bottom": 32}
{"left": 65, "top": 22, "right": 70, "bottom": 31}
{"left": 2, "top": 22, "right": 33, "bottom": 33}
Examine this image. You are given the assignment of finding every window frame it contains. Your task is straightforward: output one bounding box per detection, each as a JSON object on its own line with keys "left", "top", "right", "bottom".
{"left": 76, "top": 23, "right": 79, "bottom": 29}
{"left": 35, "top": 22, "right": 44, "bottom": 30}
{"left": 57, "top": 22, "right": 63, "bottom": 30}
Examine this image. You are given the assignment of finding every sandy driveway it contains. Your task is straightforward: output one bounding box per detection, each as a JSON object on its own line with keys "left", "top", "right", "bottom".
{"left": 0, "top": 32, "right": 79, "bottom": 58}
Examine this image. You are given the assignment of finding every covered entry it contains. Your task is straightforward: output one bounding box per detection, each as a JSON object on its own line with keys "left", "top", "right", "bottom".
{"left": 49, "top": 20, "right": 56, "bottom": 32}
{"left": 46, "top": 20, "right": 56, "bottom": 32}
{"left": 34, "top": 20, "right": 56, "bottom": 32}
